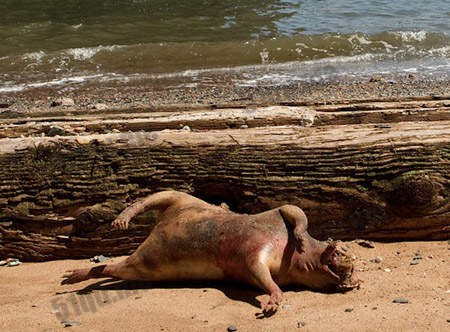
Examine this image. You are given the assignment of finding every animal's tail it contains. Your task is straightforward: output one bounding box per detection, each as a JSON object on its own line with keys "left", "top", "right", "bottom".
{"left": 111, "top": 190, "right": 188, "bottom": 230}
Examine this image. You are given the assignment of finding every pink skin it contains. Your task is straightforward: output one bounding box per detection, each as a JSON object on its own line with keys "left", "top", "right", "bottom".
{"left": 62, "top": 191, "right": 359, "bottom": 315}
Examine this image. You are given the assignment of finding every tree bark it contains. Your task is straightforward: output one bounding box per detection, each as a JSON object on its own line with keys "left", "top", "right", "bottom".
{"left": 0, "top": 97, "right": 449, "bottom": 260}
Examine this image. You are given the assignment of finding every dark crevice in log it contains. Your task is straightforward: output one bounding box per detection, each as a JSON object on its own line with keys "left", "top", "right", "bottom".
{"left": 0, "top": 99, "right": 449, "bottom": 261}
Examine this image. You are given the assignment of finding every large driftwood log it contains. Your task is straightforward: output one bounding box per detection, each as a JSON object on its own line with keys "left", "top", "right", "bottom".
{"left": 0, "top": 97, "right": 449, "bottom": 261}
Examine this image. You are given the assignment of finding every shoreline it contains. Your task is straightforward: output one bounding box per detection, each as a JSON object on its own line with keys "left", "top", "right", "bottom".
{"left": 1, "top": 73, "right": 449, "bottom": 114}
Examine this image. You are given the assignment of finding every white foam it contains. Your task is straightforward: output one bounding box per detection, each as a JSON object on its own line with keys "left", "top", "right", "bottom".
{"left": 392, "top": 30, "right": 428, "bottom": 42}
{"left": 22, "top": 51, "right": 46, "bottom": 62}
{"left": 65, "top": 45, "right": 123, "bottom": 61}
{"left": 0, "top": 73, "right": 124, "bottom": 93}
{"left": 349, "top": 34, "right": 373, "bottom": 45}
{"left": 299, "top": 53, "right": 381, "bottom": 65}
{"left": 427, "top": 46, "right": 450, "bottom": 57}
{"left": 377, "top": 40, "right": 397, "bottom": 52}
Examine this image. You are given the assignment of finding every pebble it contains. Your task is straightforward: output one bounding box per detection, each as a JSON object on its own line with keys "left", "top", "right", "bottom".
{"left": 61, "top": 97, "right": 75, "bottom": 106}
{"left": 51, "top": 97, "right": 74, "bottom": 107}
{"left": 94, "top": 103, "right": 108, "bottom": 110}
{"left": 61, "top": 319, "right": 81, "bottom": 327}
{"left": 345, "top": 307, "right": 353, "bottom": 312}
{"left": 90, "top": 255, "right": 109, "bottom": 263}
{"left": 410, "top": 254, "right": 423, "bottom": 265}
{"left": 384, "top": 268, "right": 391, "bottom": 272}
{"left": 281, "top": 304, "right": 291, "bottom": 310}
{"left": 409, "top": 258, "right": 420, "bottom": 265}
{"left": 356, "top": 239, "right": 375, "bottom": 248}
{"left": 48, "top": 125, "right": 74, "bottom": 137}
{"left": 1, "top": 258, "right": 21, "bottom": 267}
{"left": 393, "top": 297, "right": 409, "bottom": 304}
{"left": 371, "top": 256, "right": 383, "bottom": 263}
{"left": 369, "top": 76, "right": 384, "bottom": 83}
{"left": 227, "top": 325, "right": 237, "bottom": 332}
{"left": 73, "top": 126, "right": 86, "bottom": 133}
{"left": 181, "top": 125, "right": 191, "bottom": 131}
{"left": 297, "top": 321, "right": 306, "bottom": 328}
{"left": 297, "top": 320, "right": 306, "bottom": 329}
{"left": 374, "top": 124, "right": 391, "bottom": 129}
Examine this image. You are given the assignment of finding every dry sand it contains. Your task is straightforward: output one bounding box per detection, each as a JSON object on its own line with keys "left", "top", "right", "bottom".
{"left": 1, "top": 240, "right": 448, "bottom": 332}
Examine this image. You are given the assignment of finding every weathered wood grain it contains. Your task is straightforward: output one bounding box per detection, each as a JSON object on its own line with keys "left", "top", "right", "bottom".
{"left": 0, "top": 98, "right": 449, "bottom": 260}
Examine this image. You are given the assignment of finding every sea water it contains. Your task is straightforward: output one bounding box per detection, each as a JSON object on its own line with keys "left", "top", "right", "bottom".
{"left": 0, "top": 0, "right": 449, "bottom": 92}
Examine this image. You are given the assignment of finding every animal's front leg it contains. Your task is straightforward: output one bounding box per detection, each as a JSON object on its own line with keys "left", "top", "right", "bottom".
{"left": 248, "top": 261, "right": 284, "bottom": 315}
{"left": 278, "top": 205, "right": 308, "bottom": 250}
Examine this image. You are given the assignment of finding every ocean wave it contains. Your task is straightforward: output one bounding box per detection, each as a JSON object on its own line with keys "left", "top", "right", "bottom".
{"left": 0, "top": 73, "right": 125, "bottom": 93}
{"left": 1, "top": 30, "right": 448, "bottom": 91}
{"left": 391, "top": 30, "right": 429, "bottom": 42}
{"left": 19, "top": 45, "right": 125, "bottom": 63}
{"left": 65, "top": 45, "right": 124, "bottom": 61}
{"left": 22, "top": 50, "right": 47, "bottom": 62}
{"left": 4, "top": 30, "right": 449, "bottom": 70}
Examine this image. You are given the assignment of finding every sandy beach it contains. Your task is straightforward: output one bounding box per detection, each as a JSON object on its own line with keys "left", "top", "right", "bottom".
{"left": 0, "top": 240, "right": 448, "bottom": 331}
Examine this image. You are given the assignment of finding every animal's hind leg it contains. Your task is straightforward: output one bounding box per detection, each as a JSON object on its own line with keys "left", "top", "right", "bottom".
{"left": 61, "top": 256, "right": 143, "bottom": 285}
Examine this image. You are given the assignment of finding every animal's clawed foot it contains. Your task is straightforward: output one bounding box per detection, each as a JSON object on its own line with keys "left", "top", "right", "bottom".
{"left": 111, "top": 216, "right": 129, "bottom": 230}
{"left": 258, "top": 291, "right": 283, "bottom": 317}
{"left": 61, "top": 268, "right": 90, "bottom": 285}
